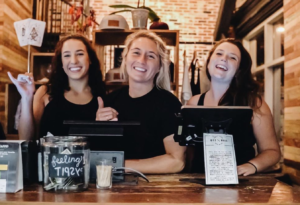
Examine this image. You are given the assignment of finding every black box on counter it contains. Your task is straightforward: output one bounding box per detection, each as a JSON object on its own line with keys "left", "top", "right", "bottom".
{"left": 21, "top": 141, "right": 38, "bottom": 184}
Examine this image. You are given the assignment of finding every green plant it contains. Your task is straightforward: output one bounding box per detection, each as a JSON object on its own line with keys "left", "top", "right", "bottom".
{"left": 109, "top": 3, "right": 160, "bottom": 22}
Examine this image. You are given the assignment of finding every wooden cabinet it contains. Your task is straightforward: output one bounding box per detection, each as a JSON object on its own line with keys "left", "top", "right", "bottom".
{"left": 31, "top": 53, "right": 55, "bottom": 81}
{"left": 92, "top": 30, "right": 180, "bottom": 96}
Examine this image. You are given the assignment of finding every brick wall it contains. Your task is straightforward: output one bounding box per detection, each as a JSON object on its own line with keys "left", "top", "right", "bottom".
{"left": 283, "top": 0, "right": 300, "bottom": 184}
{"left": 91, "top": 0, "right": 221, "bottom": 96}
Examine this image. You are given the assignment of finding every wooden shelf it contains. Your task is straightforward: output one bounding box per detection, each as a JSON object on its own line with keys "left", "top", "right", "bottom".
{"left": 94, "top": 30, "right": 178, "bottom": 46}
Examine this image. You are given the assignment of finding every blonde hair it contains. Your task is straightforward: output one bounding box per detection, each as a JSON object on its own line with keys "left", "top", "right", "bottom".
{"left": 120, "top": 30, "right": 171, "bottom": 91}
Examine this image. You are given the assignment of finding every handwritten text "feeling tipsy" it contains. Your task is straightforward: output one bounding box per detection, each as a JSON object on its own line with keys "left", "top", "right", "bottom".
{"left": 51, "top": 155, "right": 84, "bottom": 177}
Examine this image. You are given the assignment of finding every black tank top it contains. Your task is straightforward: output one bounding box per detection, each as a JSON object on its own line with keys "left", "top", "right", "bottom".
{"left": 39, "top": 95, "right": 98, "bottom": 138}
{"left": 197, "top": 92, "right": 206, "bottom": 105}
{"left": 191, "top": 92, "right": 256, "bottom": 173}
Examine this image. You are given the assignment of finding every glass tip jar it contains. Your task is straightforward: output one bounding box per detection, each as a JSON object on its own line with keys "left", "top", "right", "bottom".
{"left": 42, "top": 136, "right": 90, "bottom": 192}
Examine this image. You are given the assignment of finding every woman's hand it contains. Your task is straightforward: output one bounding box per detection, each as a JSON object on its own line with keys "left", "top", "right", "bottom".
{"left": 237, "top": 162, "right": 257, "bottom": 176}
{"left": 95, "top": 97, "right": 118, "bottom": 121}
{"left": 7, "top": 72, "right": 35, "bottom": 100}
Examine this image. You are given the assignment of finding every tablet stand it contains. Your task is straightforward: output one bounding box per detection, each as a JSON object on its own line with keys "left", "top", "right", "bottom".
{"left": 175, "top": 115, "right": 233, "bottom": 146}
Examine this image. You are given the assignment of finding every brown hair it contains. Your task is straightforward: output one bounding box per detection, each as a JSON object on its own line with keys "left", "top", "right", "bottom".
{"left": 47, "top": 34, "right": 106, "bottom": 99}
{"left": 206, "top": 38, "right": 262, "bottom": 110}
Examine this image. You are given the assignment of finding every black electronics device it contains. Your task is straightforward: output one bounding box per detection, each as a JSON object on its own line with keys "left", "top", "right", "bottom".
{"left": 174, "top": 105, "right": 253, "bottom": 146}
{"left": 174, "top": 105, "right": 254, "bottom": 173}
{"left": 64, "top": 120, "right": 140, "bottom": 151}
{"left": 64, "top": 120, "right": 140, "bottom": 137}
{"left": 21, "top": 141, "right": 38, "bottom": 184}
{"left": 89, "top": 151, "right": 124, "bottom": 182}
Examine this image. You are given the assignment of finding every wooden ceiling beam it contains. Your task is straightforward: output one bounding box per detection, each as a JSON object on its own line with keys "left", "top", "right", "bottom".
{"left": 233, "top": 0, "right": 283, "bottom": 38}
{"left": 213, "top": 0, "right": 236, "bottom": 41}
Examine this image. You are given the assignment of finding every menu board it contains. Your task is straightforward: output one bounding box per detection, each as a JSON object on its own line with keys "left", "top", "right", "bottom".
{"left": 203, "top": 133, "right": 238, "bottom": 185}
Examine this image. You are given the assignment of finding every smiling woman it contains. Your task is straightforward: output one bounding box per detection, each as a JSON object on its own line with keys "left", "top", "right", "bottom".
{"left": 61, "top": 39, "right": 91, "bottom": 81}
{"left": 96, "top": 31, "right": 186, "bottom": 174}
{"left": 7, "top": 34, "right": 106, "bottom": 140}
{"left": 125, "top": 37, "right": 161, "bottom": 87}
{"left": 120, "top": 30, "right": 171, "bottom": 92}
{"left": 208, "top": 42, "right": 241, "bottom": 84}
{"left": 187, "top": 38, "right": 281, "bottom": 176}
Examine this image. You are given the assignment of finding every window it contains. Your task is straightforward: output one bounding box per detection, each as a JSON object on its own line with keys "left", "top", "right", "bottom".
{"left": 273, "top": 17, "right": 284, "bottom": 59}
{"left": 243, "top": 8, "right": 284, "bottom": 141}
{"left": 253, "top": 70, "right": 264, "bottom": 95}
{"left": 255, "top": 32, "right": 265, "bottom": 67}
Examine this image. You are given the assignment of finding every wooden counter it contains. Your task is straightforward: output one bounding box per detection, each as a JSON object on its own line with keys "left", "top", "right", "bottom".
{"left": 0, "top": 173, "right": 299, "bottom": 204}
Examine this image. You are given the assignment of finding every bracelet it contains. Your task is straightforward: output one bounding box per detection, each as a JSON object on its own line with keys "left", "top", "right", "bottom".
{"left": 246, "top": 161, "right": 257, "bottom": 174}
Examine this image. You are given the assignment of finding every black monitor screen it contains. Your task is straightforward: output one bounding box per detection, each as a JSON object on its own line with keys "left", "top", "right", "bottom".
{"left": 64, "top": 120, "right": 140, "bottom": 151}
{"left": 175, "top": 105, "right": 253, "bottom": 146}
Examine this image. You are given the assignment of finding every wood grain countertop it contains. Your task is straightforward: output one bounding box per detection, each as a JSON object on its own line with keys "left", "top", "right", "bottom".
{"left": 0, "top": 173, "right": 299, "bottom": 204}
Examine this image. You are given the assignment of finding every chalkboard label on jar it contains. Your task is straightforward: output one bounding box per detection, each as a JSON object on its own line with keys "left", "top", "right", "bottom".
{"left": 48, "top": 154, "right": 84, "bottom": 178}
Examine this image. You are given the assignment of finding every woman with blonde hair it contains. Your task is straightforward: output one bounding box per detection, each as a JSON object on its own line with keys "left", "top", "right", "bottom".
{"left": 120, "top": 30, "right": 171, "bottom": 91}
{"left": 96, "top": 30, "right": 185, "bottom": 174}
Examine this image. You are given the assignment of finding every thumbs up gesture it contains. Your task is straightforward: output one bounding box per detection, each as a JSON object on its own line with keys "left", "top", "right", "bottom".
{"left": 96, "top": 97, "right": 118, "bottom": 121}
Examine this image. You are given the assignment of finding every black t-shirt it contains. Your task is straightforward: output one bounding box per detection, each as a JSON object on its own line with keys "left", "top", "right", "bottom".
{"left": 104, "top": 86, "right": 181, "bottom": 159}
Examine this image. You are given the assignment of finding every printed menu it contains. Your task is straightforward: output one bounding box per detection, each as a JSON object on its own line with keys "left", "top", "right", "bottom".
{"left": 203, "top": 133, "right": 238, "bottom": 185}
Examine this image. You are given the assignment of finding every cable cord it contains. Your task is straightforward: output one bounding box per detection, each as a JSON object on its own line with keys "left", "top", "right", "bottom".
{"left": 113, "top": 167, "right": 149, "bottom": 182}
